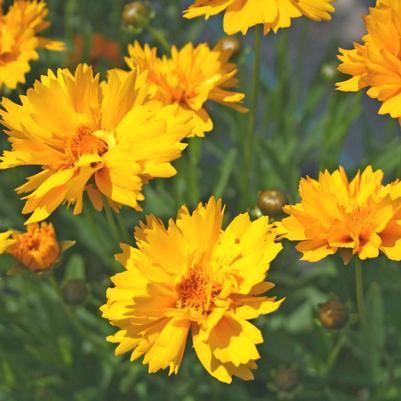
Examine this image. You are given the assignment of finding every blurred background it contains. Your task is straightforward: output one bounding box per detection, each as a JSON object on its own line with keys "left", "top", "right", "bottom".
{"left": 1, "top": 1, "right": 401, "bottom": 400}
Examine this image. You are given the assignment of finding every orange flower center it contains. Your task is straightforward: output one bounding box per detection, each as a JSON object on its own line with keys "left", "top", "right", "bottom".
{"left": 7, "top": 223, "right": 60, "bottom": 272}
{"left": 151, "top": 72, "right": 197, "bottom": 106}
{"left": 176, "top": 268, "right": 221, "bottom": 314}
{"left": 64, "top": 125, "right": 108, "bottom": 167}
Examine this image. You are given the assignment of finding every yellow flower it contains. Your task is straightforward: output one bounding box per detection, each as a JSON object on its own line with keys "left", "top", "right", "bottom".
{"left": 0, "top": 0, "right": 64, "bottom": 90}
{"left": 336, "top": 0, "right": 401, "bottom": 123}
{"left": 183, "top": 0, "right": 335, "bottom": 35}
{"left": 1, "top": 223, "right": 62, "bottom": 272}
{"left": 123, "top": 41, "right": 246, "bottom": 136}
{"left": 101, "top": 197, "right": 283, "bottom": 383}
{"left": 277, "top": 166, "right": 401, "bottom": 264}
{"left": 0, "top": 64, "right": 193, "bottom": 224}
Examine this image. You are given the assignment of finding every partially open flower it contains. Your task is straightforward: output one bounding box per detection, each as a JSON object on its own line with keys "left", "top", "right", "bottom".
{"left": 0, "top": 222, "right": 73, "bottom": 272}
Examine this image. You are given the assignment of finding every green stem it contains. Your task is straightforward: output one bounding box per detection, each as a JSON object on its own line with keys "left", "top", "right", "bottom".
{"left": 145, "top": 23, "right": 170, "bottom": 53}
{"left": 326, "top": 331, "right": 347, "bottom": 374}
{"left": 64, "top": 0, "right": 76, "bottom": 47}
{"left": 355, "top": 258, "right": 366, "bottom": 327}
{"left": 48, "top": 274, "right": 102, "bottom": 347}
{"left": 241, "top": 25, "right": 262, "bottom": 209}
{"left": 188, "top": 137, "right": 201, "bottom": 206}
{"left": 114, "top": 211, "right": 130, "bottom": 243}
{"left": 103, "top": 198, "right": 121, "bottom": 244}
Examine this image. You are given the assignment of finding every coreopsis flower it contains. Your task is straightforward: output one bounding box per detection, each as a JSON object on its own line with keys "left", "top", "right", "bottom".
{"left": 0, "top": 222, "right": 72, "bottom": 272}
{"left": 183, "top": 0, "right": 335, "bottom": 35}
{"left": 123, "top": 41, "right": 246, "bottom": 136}
{"left": 101, "top": 197, "right": 283, "bottom": 383}
{"left": 69, "top": 33, "right": 121, "bottom": 67}
{"left": 0, "top": 0, "right": 64, "bottom": 90}
{"left": 0, "top": 64, "right": 193, "bottom": 224}
{"left": 336, "top": 0, "right": 401, "bottom": 123}
{"left": 277, "top": 166, "right": 401, "bottom": 264}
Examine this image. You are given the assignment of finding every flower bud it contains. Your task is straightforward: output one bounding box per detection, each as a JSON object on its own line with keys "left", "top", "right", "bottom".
{"left": 6, "top": 223, "right": 60, "bottom": 272}
{"left": 319, "top": 299, "right": 349, "bottom": 330}
{"left": 122, "top": 1, "right": 151, "bottom": 27}
{"left": 273, "top": 367, "right": 299, "bottom": 392}
{"left": 217, "top": 36, "right": 242, "bottom": 57}
{"left": 257, "top": 189, "right": 287, "bottom": 217}
{"left": 62, "top": 279, "right": 88, "bottom": 305}
{"left": 321, "top": 62, "right": 337, "bottom": 81}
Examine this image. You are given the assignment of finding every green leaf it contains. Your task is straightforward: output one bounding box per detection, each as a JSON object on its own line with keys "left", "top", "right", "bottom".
{"left": 63, "top": 254, "right": 86, "bottom": 281}
{"left": 213, "top": 149, "right": 237, "bottom": 199}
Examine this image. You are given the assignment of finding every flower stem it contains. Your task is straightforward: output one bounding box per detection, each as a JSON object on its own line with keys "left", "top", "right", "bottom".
{"left": 188, "top": 137, "right": 201, "bottom": 206}
{"left": 114, "top": 211, "right": 130, "bottom": 243}
{"left": 48, "top": 274, "right": 103, "bottom": 348}
{"left": 241, "top": 25, "right": 262, "bottom": 209}
{"left": 326, "top": 330, "right": 347, "bottom": 374}
{"left": 355, "top": 258, "right": 366, "bottom": 327}
{"left": 103, "top": 199, "right": 121, "bottom": 244}
{"left": 145, "top": 23, "right": 170, "bottom": 53}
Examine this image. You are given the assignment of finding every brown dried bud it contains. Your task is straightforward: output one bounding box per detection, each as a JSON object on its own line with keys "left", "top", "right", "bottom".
{"left": 319, "top": 299, "right": 349, "bottom": 330}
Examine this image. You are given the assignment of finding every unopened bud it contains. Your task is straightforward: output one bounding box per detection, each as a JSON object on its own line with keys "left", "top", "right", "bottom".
{"left": 321, "top": 62, "right": 337, "bottom": 81}
{"left": 274, "top": 367, "right": 299, "bottom": 392}
{"left": 62, "top": 279, "right": 88, "bottom": 305}
{"left": 122, "top": 1, "right": 152, "bottom": 27}
{"left": 257, "top": 189, "right": 287, "bottom": 218}
{"left": 319, "top": 299, "right": 349, "bottom": 330}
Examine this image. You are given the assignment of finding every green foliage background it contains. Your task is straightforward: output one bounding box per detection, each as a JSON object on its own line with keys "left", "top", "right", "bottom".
{"left": 1, "top": 1, "right": 401, "bottom": 400}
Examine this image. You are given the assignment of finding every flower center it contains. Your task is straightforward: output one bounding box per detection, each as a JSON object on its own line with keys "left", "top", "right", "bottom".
{"left": 64, "top": 125, "right": 108, "bottom": 167}
{"left": 175, "top": 268, "right": 221, "bottom": 314}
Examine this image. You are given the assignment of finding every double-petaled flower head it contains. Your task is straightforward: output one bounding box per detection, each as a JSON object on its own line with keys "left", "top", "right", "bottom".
{"left": 183, "top": 0, "right": 335, "bottom": 35}
{"left": 0, "top": 64, "right": 194, "bottom": 224}
{"left": 337, "top": 0, "right": 401, "bottom": 124}
{"left": 277, "top": 166, "right": 401, "bottom": 264}
{"left": 123, "top": 41, "right": 246, "bottom": 136}
{"left": 101, "top": 197, "right": 283, "bottom": 383}
{"left": 0, "top": 222, "right": 71, "bottom": 272}
{"left": 0, "top": 0, "right": 64, "bottom": 89}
